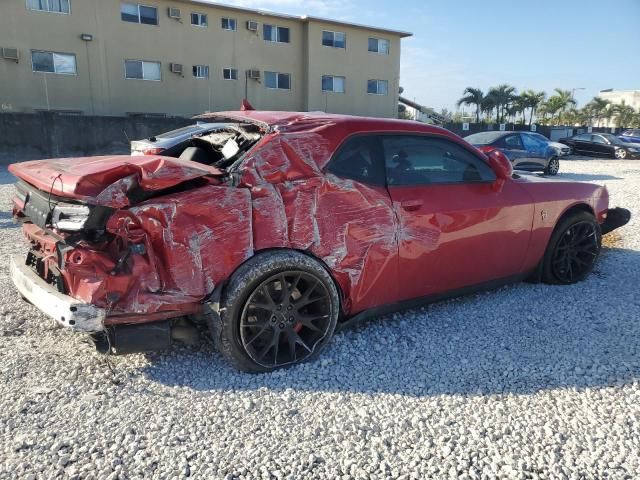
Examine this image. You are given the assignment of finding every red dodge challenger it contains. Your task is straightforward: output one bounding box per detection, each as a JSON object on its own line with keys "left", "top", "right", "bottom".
{"left": 9, "top": 111, "right": 630, "bottom": 372}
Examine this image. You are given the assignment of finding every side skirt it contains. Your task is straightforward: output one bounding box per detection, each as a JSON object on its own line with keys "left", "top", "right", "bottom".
{"left": 337, "top": 273, "right": 529, "bottom": 332}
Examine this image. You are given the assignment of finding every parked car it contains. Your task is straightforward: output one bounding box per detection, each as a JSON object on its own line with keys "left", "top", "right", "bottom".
{"left": 464, "top": 131, "right": 560, "bottom": 175}
{"left": 559, "top": 133, "right": 640, "bottom": 159}
{"left": 9, "top": 111, "right": 630, "bottom": 372}
{"left": 529, "top": 132, "right": 573, "bottom": 157}
{"left": 130, "top": 122, "right": 228, "bottom": 157}
{"left": 618, "top": 129, "right": 640, "bottom": 144}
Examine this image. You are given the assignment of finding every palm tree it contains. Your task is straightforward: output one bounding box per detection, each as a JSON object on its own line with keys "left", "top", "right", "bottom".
{"left": 585, "top": 97, "right": 610, "bottom": 127}
{"left": 521, "top": 90, "right": 546, "bottom": 126}
{"left": 487, "top": 84, "right": 516, "bottom": 123}
{"left": 551, "top": 88, "right": 577, "bottom": 113}
{"left": 457, "top": 87, "right": 484, "bottom": 123}
{"left": 481, "top": 95, "right": 496, "bottom": 123}
{"left": 542, "top": 96, "right": 565, "bottom": 125}
{"left": 612, "top": 101, "right": 637, "bottom": 128}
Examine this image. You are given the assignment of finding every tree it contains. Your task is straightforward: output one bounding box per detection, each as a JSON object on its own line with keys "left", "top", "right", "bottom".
{"left": 521, "top": 90, "right": 546, "bottom": 126}
{"left": 611, "top": 101, "right": 637, "bottom": 128}
{"left": 456, "top": 87, "right": 484, "bottom": 123}
{"left": 585, "top": 97, "right": 610, "bottom": 127}
{"left": 487, "top": 84, "right": 516, "bottom": 123}
{"left": 552, "top": 88, "right": 577, "bottom": 113}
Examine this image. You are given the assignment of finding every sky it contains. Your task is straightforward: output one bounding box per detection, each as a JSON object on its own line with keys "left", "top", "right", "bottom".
{"left": 202, "top": 0, "right": 640, "bottom": 112}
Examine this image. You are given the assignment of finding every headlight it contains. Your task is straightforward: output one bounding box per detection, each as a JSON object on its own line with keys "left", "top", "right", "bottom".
{"left": 51, "top": 203, "right": 91, "bottom": 231}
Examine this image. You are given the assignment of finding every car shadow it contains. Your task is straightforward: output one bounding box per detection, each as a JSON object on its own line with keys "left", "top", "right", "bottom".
{"left": 0, "top": 211, "right": 18, "bottom": 230}
{"left": 0, "top": 168, "right": 16, "bottom": 185}
{"left": 139, "top": 244, "right": 640, "bottom": 397}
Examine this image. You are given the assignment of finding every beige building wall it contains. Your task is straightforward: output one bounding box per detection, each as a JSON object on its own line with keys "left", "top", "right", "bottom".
{"left": 0, "top": 0, "right": 410, "bottom": 118}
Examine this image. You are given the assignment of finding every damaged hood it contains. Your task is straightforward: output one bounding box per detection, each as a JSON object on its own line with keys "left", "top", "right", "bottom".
{"left": 9, "top": 155, "right": 223, "bottom": 207}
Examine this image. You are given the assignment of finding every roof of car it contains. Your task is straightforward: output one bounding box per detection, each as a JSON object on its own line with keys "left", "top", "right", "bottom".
{"left": 194, "top": 110, "right": 456, "bottom": 136}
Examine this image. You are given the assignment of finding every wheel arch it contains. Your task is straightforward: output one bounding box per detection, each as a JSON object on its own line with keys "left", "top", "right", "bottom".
{"left": 215, "top": 247, "right": 347, "bottom": 317}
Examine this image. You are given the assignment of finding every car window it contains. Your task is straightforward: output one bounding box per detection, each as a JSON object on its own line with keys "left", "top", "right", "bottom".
{"left": 382, "top": 135, "right": 496, "bottom": 186}
{"left": 521, "top": 133, "right": 546, "bottom": 150}
{"left": 501, "top": 134, "right": 524, "bottom": 149}
{"left": 592, "top": 135, "right": 608, "bottom": 145}
{"left": 326, "top": 135, "right": 385, "bottom": 186}
{"left": 574, "top": 134, "right": 592, "bottom": 141}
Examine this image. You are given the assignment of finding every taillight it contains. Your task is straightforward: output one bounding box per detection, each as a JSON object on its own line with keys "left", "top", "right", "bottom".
{"left": 478, "top": 145, "right": 496, "bottom": 154}
{"left": 141, "top": 147, "right": 165, "bottom": 156}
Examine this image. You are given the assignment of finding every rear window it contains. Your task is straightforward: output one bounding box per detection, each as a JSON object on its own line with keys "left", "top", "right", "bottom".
{"left": 464, "top": 131, "right": 505, "bottom": 145}
{"left": 155, "top": 125, "right": 204, "bottom": 139}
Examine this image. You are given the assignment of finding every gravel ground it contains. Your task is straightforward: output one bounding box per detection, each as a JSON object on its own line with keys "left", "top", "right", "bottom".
{"left": 0, "top": 159, "right": 639, "bottom": 480}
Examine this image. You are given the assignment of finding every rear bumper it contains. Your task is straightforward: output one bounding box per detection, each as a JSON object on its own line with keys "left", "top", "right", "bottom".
{"left": 601, "top": 208, "right": 631, "bottom": 236}
{"left": 10, "top": 255, "right": 105, "bottom": 333}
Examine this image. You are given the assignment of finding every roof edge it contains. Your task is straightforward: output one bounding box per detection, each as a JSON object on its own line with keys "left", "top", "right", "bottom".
{"left": 184, "top": 0, "right": 412, "bottom": 37}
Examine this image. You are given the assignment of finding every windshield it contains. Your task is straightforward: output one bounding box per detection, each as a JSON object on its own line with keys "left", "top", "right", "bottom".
{"left": 155, "top": 123, "right": 221, "bottom": 139}
{"left": 464, "top": 131, "right": 505, "bottom": 145}
{"left": 600, "top": 133, "right": 625, "bottom": 145}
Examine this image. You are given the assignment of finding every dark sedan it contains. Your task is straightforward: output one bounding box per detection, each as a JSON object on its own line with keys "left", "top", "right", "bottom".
{"left": 559, "top": 133, "right": 640, "bottom": 159}
{"left": 464, "top": 131, "right": 560, "bottom": 175}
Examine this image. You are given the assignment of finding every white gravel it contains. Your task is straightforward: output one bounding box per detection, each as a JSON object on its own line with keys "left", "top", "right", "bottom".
{"left": 0, "top": 159, "right": 639, "bottom": 480}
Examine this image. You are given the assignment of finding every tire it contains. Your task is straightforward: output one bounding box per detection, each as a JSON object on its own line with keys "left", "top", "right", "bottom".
{"left": 544, "top": 157, "right": 560, "bottom": 176}
{"left": 210, "top": 250, "right": 340, "bottom": 372}
{"left": 615, "top": 149, "right": 627, "bottom": 160}
{"left": 541, "top": 211, "right": 601, "bottom": 285}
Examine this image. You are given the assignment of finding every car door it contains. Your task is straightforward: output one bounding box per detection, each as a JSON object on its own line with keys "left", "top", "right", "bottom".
{"left": 572, "top": 134, "right": 593, "bottom": 154}
{"left": 383, "top": 134, "right": 535, "bottom": 302}
{"left": 591, "top": 134, "right": 614, "bottom": 157}
{"left": 495, "top": 133, "right": 531, "bottom": 169}
{"left": 520, "top": 133, "right": 549, "bottom": 170}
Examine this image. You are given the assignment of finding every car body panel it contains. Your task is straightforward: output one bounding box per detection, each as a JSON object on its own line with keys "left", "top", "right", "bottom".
{"left": 8, "top": 155, "right": 223, "bottom": 206}
{"left": 9, "top": 111, "right": 619, "bottom": 329}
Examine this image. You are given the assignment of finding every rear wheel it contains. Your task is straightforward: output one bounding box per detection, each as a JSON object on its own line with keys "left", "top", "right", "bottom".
{"left": 544, "top": 157, "right": 560, "bottom": 176}
{"left": 542, "top": 211, "right": 601, "bottom": 284}
{"left": 211, "top": 251, "right": 339, "bottom": 372}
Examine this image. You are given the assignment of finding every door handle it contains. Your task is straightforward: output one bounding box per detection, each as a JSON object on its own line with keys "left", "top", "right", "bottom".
{"left": 400, "top": 200, "right": 423, "bottom": 212}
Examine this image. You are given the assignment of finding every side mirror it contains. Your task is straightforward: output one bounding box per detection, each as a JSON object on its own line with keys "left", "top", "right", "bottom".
{"left": 485, "top": 149, "right": 513, "bottom": 180}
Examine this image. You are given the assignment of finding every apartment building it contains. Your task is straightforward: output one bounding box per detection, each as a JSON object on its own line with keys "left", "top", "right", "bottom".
{"left": 0, "top": 0, "right": 412, "bottom": 118}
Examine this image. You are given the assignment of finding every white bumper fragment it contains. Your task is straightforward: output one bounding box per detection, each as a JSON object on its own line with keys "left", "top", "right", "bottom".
{"left": 10, "top": 255, "right": 105, "bottom": 333}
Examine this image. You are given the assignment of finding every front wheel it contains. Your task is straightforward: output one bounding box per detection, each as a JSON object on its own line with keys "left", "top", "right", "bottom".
{"left": 615, "top": 149, "right": 627, "bottom": 159}
{"left": 212, "top": 251, "right": 339, "bottom": 372}
{"left": 544, "top": 157, "right": 560, "bottom": 176}
{"left": 541, "top": 211, "right": 601, "bottom": 285}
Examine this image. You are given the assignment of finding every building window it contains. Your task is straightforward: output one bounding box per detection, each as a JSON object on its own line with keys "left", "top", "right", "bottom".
{"left": 121, "top": 3, "right": 158, "bottom": 25}
{"left": 322, "top": 75, "right": 345, "bottom": 93}
{"left": 223, "top": 68, "right": 238, "bottom": 80}
{"left": 367, "top": 79, "right": 388, "bottom": 95}
{"left": 191, "top": 12, "right": 207, "bottom": 27}
{"left": 221, "top": 17, "right": 236, "bottom": 31}
{"left": 31, "top": 50, "right": 76, "bottom": 74}
{"left": 27, "top": 0, "right": 70, "bottom": 14}
{"left": 263, "top": 24, "right": 290, "bottom": 43}
{"left": 193, "top": 65, "right": 209, "bottom": 78}
{"left": 265, "top": 71, "right": 291, "bottom": 90}
{"left": 125, "top": 60, "right": 161, "bottom": 80}
{"left": 322, "top": 31, "right": 345, "bottom": 49}
{"left": 368, "top": 37, "right": 390, "bottom": 55}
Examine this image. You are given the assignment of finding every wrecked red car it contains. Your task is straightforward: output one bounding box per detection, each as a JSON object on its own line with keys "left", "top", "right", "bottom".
{"left": 9, "top": 111, "right": 631, "bottom": 372}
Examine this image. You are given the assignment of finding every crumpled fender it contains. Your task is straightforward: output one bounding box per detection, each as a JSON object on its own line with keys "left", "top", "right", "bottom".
{"left": 65, "top": 186, "right": 253, "bottom": 315}
{"left": 239, "top": 130, "right": 398, "bottom": 314}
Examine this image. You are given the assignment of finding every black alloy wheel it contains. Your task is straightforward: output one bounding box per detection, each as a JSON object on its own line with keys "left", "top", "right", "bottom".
{"left": 240, "top": 271, "right": 333, "bottom": 368}
{"left": 549, "top": 220, "right": 600, "bottom": 283}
